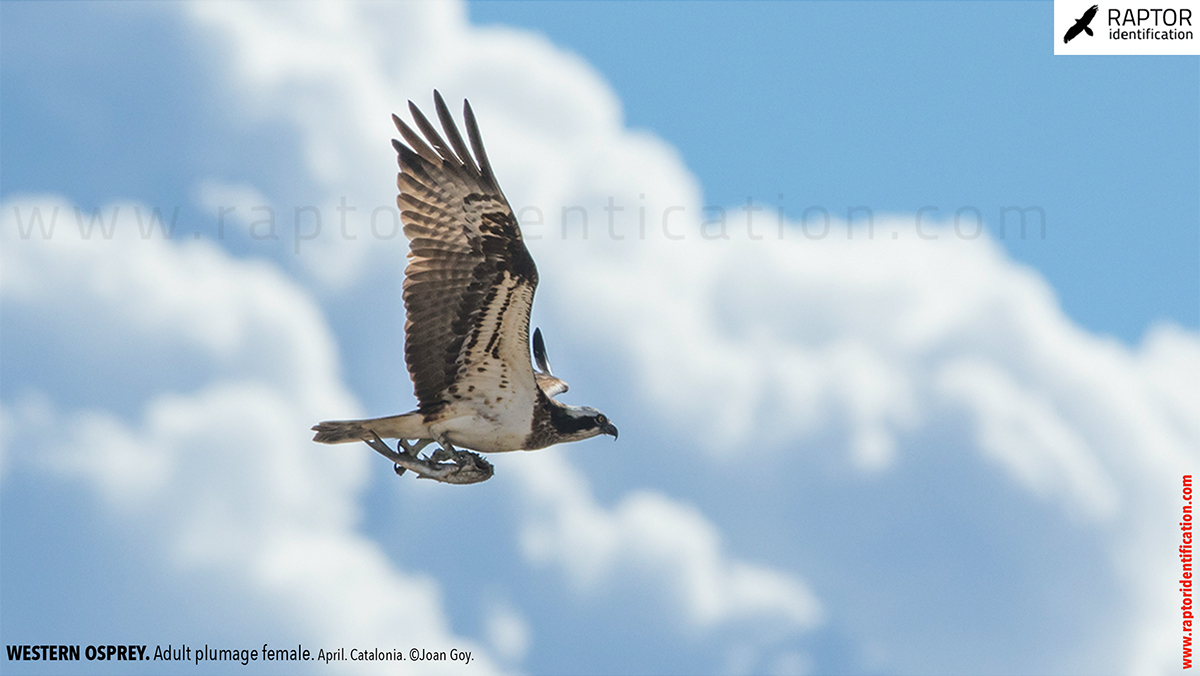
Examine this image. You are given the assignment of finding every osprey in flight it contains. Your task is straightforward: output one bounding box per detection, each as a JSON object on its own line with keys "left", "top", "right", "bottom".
{"left": 312, "top": 91, "right": 617, "bottom": 484}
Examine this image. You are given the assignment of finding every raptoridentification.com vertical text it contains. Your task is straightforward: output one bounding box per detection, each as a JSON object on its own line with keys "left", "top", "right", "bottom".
{"left": 1184, "top": 475, "right": 1194, "bottom": 669}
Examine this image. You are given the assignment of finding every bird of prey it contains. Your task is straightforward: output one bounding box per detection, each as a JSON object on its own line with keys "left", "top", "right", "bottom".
{"left": 312, "top": 91, "right": 617, "bottom": 484}
{"left": 1064, "top": 5, "right": 1098, "bottom": 43}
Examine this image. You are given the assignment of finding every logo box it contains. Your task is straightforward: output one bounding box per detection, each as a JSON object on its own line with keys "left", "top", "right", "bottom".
{"left": 1054, "top": 0, "right": 1200, "bottom": 54}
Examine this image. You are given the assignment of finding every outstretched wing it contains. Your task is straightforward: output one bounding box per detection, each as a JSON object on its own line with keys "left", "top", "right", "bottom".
{"left": 532, "top": 327, "right": 569, "bottom": 399}
{"left": 394, "top": 91, "right": 539, "bottom": 413}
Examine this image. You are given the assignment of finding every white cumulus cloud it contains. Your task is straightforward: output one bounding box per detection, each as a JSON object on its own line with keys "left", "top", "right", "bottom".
{"left": 1, "top": 195, "right": 498, "bottom": 674}
{"left": 514, "top": 451, "right": 822, "bottom": 632}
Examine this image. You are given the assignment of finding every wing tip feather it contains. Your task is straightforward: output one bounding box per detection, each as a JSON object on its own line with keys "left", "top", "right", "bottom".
{"left": 462, "top": 99, "right": 497, "bottom": 189}
{"left": 533, "top": 327, "right": 552, "bottom": 374}
{"left": 433, "top": 90, "right": 481, "bottom": 178}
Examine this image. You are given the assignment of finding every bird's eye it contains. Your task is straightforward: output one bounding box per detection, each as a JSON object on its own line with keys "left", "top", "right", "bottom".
{"left": 597, "top": 415, "right": 607, "bottom": 426}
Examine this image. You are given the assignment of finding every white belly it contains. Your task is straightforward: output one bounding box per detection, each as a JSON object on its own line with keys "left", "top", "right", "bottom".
{"left": 428, "top": 398, "right": 534, "bottom": 453}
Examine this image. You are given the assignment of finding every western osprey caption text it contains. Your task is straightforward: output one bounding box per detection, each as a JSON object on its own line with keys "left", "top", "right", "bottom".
{"left": 6, "top": 643, "right": 474, "bottom": 666}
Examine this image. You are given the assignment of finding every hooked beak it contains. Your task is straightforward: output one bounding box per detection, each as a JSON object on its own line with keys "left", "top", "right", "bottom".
{"left": 602, "top": 422, "right": 619, "bottom": 440}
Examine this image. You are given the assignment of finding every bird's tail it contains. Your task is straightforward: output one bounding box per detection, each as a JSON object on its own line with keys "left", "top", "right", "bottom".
{"left": 311, "top": 412, "right": 427, "bottom": 444}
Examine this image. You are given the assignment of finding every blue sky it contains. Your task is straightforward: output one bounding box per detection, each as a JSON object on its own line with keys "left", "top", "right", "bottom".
{"left": 1, "top": 2, "right": 1197, "bottom": 676}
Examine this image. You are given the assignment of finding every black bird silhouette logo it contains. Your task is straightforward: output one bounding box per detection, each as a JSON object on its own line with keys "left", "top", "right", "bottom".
{"left": 1064, "top": 4, "right": 1099, "bottom": 43}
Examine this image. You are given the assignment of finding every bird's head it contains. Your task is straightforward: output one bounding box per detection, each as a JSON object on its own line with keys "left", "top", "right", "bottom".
{"left": 551, "top": 404, "right": 619, "bottom": 442}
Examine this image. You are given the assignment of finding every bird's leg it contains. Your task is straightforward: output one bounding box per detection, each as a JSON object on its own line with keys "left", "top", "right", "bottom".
{"left": 389, "top": 438, "right": 432, "bottom": 475}
{"left": 360, "top": 432, "right": 492, "bottom": 485}
{"left": 431, "top": 435, "right": 455, "bottom": 462}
